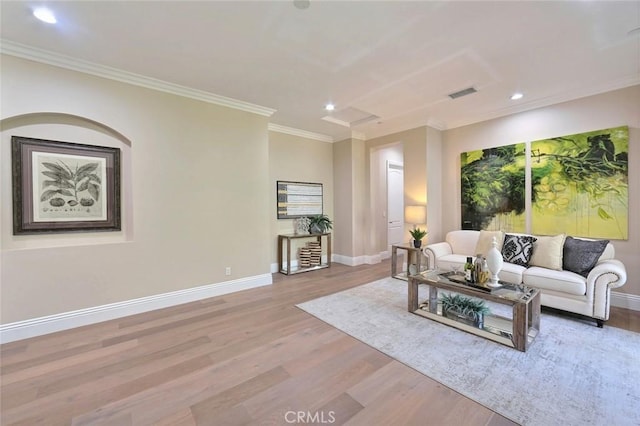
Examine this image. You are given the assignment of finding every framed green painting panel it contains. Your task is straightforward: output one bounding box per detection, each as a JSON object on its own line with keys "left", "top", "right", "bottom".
{"left": 531, "top": 126, "right": 628, "bottom": 240}
{"left": 461, "top": 143, "right": 526, "bottom": 233}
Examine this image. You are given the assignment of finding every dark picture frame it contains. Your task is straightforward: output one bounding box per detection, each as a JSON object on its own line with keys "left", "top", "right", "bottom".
{"left": 12, "top": 136, "right": 121, "bottom": 234}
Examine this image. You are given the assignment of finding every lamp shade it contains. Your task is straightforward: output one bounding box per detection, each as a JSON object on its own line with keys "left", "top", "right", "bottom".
{"left": 405, "top": 205, "right": 426, "bottom": 225}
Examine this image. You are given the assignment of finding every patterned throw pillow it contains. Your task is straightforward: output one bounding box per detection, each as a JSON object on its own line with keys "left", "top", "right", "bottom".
{"left": 501, "top": 234, "right": 537, "bottom": 266}
{"left": 562, "top": 236, "right": 609, "bottom": 277}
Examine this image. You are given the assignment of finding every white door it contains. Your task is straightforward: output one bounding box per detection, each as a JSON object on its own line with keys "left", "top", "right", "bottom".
{"left": 387, "top": 161, "right": 404, "bottom": 250}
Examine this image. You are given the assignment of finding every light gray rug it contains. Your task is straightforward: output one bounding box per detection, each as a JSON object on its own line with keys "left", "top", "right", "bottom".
{"left": 296, "top": 278, "right": 640, "bottom": 426}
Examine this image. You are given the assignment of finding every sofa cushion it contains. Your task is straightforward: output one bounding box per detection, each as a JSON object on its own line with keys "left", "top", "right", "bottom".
{"left": 446, "top": 230, "right": 481, "bottom": 256}
{"left": 474, "top": 230, "right": 504, "bottom": 257}
{"left": 563, "top": 236, "right": 609, "bottom": 277}
{"left": 529, "top": 234, "right": 566, "bottom": 271}
{"left": 498, "top": 262, "right": 527, "bottom": 285}
{"left": 501, "top": 234, "right": 537, "bottom": 266}
{"left": 523, "top": 267, "right": 586, "bottom": 296}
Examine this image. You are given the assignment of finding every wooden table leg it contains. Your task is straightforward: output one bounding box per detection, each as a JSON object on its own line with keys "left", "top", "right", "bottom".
{"left": 286, "top": 237, "right": 291, "bottom": 275}
{"left": 391, "top": 246, "right": 398, "bottom": 278}
{"left": 408, "top": 277, "right": 418, "bottom": 312}
{"left": 513, "top": 302, "right": 528, "bottom": 352}
{"left": 277, "top": 236, "right": 283, "bottom": 274}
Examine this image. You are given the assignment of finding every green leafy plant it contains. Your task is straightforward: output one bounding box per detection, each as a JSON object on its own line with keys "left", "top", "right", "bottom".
{"left": 308, "top": 214, "right": 333, "bottom": 234}
{"left": 440, "top": 293, "right": 490, "bottom": 321}
{"left": 409, "top": 227, "right": 427, "bottom": 241}
{"left": 40, "top": 160, "right": 101, "bottom": 206}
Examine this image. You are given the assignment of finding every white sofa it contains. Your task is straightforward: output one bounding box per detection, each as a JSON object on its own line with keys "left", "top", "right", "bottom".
{"left": 423, "top": 230, "right": 627, "bottom": 327}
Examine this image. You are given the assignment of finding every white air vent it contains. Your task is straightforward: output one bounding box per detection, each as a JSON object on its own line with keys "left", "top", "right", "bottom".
{"left": 448, "top": 87, "right": 477, "bottom": 99}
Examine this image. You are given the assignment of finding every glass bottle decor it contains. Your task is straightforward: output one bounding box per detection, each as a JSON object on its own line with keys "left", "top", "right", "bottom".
{"left": 480, "top": 257, "right": 490, "bottom": 284}
{"left": 464, "top": 256, "right": 474, "bottom": 283}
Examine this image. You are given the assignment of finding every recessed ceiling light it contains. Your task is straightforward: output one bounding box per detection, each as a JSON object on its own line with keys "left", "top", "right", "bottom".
{"left": 325, "top": 103, "right": 335, "bottom": 111}
{"left": 510, "top": 93, "right": 524, "bottom": 100}
{"left": 33, "top": 7, "right": 57, "bottom": 24}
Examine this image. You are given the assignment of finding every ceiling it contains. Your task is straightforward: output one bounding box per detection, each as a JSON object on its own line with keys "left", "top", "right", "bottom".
{"left": 1, "top": 1, "right": 639, "bottom": 141}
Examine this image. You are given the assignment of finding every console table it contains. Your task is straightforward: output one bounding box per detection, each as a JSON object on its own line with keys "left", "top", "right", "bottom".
{"left": 278, "top": 233, "right": 331, "bottom": 275}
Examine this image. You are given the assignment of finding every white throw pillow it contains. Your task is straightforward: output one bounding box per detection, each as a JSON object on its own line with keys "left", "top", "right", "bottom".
{"left": 474, "top": 230, "right": 505, "bottom": 257}
{"left": 529, "top": 234, "right": 566, "bottom": 271}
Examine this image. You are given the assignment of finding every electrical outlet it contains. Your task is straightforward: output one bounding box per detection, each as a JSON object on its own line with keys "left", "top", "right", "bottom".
{"left": 225, "top": 267, "right": 231, "bottom": 276}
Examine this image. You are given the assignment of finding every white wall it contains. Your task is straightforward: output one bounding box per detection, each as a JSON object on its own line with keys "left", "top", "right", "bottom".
{"left": 441, "top": 85, "right": 640, "bottom": 298}
{"left": 1, "top": 55, "right": 272, "bottom": 324}
{"left": 268, "top": 131, "right": 334, "bottom": 267}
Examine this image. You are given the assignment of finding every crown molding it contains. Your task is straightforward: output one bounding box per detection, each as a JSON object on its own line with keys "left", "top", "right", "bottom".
{"left": 445, "top": 75, "right": 640, "bottom": 130}
{"left": 0, "top": 39, "right": 276, "bottom": 117}
{"left": 362, "top": 76, "right": 640, "bottom": 140}
{"left": 426, "top": 118, "right": 447, "bottom": 131}
{"left": 351, "top": 131, "right": 366, "bottom": 140}
{"left": 268, "top": 123, "right": 333, "bottom": 143}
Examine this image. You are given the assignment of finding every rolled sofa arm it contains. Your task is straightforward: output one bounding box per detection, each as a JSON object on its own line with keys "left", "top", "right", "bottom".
{"left": 587, "top": 259, "right": 627, "bottom": 320}
{"left": 423, "top": 242, "right": 453, "bottom": 270}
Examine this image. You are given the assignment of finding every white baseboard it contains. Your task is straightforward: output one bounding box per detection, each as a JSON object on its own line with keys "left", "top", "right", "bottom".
{"left": 332, "top": 253, "right": 383, "bottom": 266}
{"left": 611, "top": 291, "right": 640, "bottom": 312}
{"left": 0, "top": 274, "right": 272, "bottom": 344}
{"left": 271, "top": 253, "right": 385, "bottom": 270}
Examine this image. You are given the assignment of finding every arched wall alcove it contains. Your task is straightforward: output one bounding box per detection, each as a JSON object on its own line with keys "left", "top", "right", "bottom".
{"left": 1, "top": 112, "right": 134, "bottom": 249}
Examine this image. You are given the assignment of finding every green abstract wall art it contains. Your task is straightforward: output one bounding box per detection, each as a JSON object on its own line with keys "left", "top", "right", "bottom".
{"left": 461, "top": 143, "right": 526, "bottom": 232}
{"left": 531, "top": 126, "right": 628, "bottom": 239}
{"left": 460, "top": 126, "right": 629, "bottom": 240}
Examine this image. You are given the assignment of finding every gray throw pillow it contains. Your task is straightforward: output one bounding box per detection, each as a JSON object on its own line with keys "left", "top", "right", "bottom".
{"left": 562, "top": 236, "right": 609, "bottom": 277}
{"left": 501, "top": 234, "right": 537, "bottom": 266}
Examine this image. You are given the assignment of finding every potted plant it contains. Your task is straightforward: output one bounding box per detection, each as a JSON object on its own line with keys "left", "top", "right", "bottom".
{"left": 409, "top": 227, "right": 428, "bottom": 248}
{"left": 308, "top": 214, "right": 333, "bottom": 234}
{"left": 440, "top": 293, "right": 490, "bottom": 327}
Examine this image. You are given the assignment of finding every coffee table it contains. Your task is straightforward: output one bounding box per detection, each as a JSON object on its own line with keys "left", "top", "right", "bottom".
{"left": 408, "top": 270, "right": 541, "bottom": 352}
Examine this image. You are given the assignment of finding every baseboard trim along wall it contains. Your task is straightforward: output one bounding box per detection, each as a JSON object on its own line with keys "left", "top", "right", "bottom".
{"left": 331, "top": 254, "right": 382, "bottom": 267}
{"left": 611, "top": 291, "right": 640, "bottom": 312}
{"left": 0, "top": 274, "right": 272, "bottom": 344}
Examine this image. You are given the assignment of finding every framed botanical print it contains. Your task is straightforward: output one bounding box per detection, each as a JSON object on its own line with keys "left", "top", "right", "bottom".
{"left": 12, "top": 136, "right": 121, "bottom": 234}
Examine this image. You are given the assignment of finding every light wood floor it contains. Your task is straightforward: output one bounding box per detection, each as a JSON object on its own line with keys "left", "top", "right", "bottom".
{"left": 2, "top": 260, "right": 638, "bottom": 426}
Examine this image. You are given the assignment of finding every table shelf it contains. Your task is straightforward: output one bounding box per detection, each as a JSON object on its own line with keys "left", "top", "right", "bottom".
{"left": 278, "top": 233, "right": 331, "bottom": 275}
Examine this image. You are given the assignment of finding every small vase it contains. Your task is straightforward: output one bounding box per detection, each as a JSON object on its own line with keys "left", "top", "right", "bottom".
{"left": 309, "top": 224, "right": 322, "bottom": 234}
{"left": 413, "top": 239, "right": 422, "bottom": 248}
{"left": 485, "top": 236, "right": 503, "bottom": 287}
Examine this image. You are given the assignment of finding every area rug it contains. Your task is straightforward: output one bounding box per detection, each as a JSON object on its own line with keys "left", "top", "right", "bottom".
{"left": 296, "top": 277, "right": 640, "bottom": 426}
